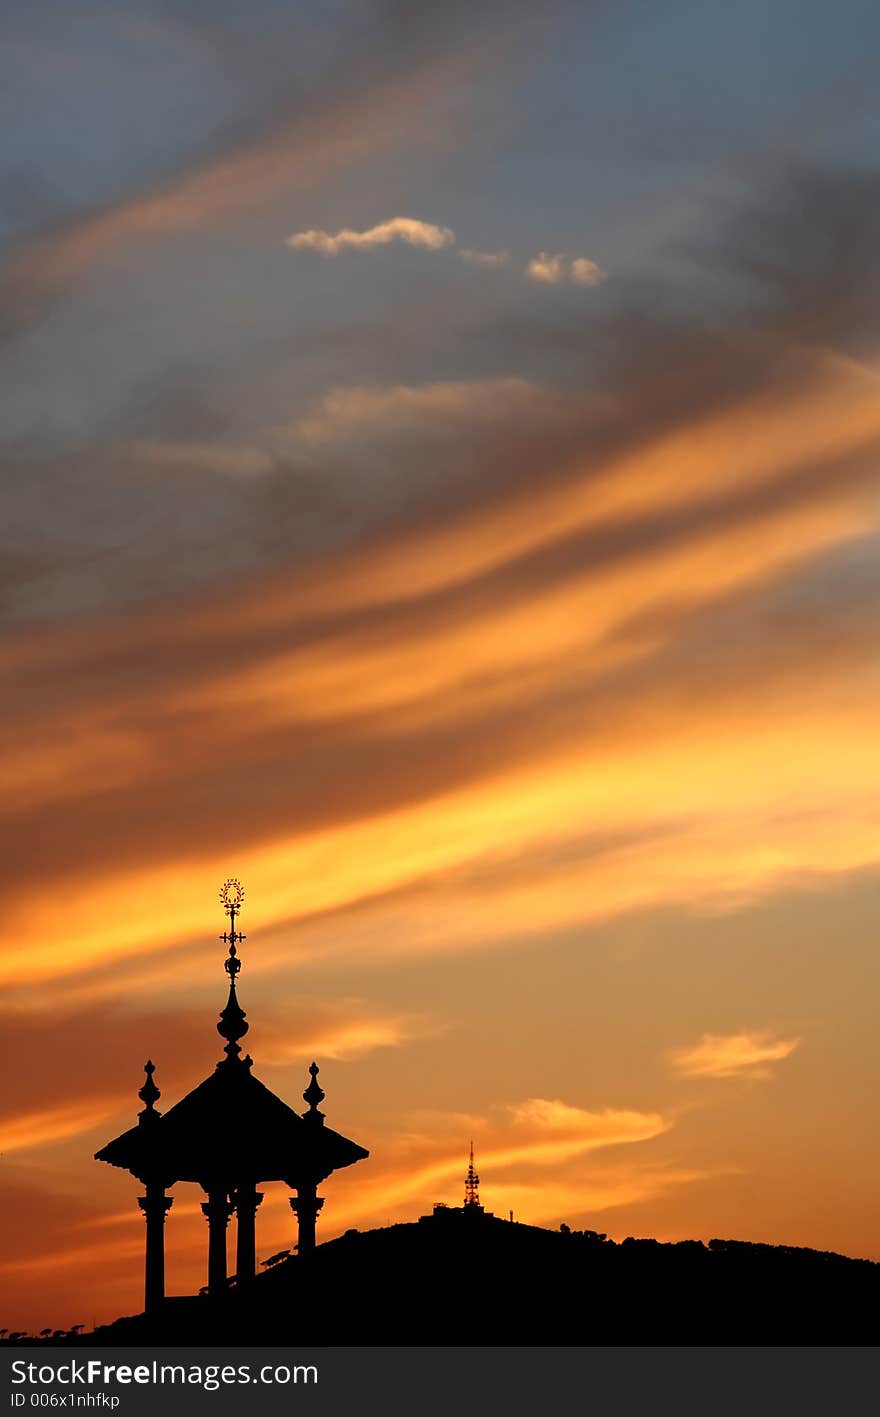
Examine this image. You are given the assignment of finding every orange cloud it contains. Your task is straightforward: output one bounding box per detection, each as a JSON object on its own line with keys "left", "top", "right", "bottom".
{"left": 3, "top": 346, "right": 880, "bottom": 993}
{"left": 293, "top": 1096, "right": 671, "bottom": 1241}
{"left": 253, "top": 349, "right": 880, "bottom": 618}
{"left": 508, "top": 1097, "right": 666, "bottom": 1143}
{"left": 0, "top": 999, "right": 415, "bottom": 1153}
{"left": 669, "top": 1031, "right": 801, "bottom": 1079}
{"left": 0, "top": 1103, "right": 120, "bottom": 1156}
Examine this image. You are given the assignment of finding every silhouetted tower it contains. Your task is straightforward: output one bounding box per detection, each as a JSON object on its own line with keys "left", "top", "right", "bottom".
{"left": 96, "top": 881, "right": 368, "bottom": 1308}
{"left": 464, "top": 1141, "right": 482, "bottom": 1210}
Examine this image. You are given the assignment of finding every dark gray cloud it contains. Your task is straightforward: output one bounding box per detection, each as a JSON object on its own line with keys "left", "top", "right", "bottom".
{"left": 1, "top": 165, "right": 878, "bottom": 624}
{"left": 0, "top": 0, "right": 562, "bottom": 345}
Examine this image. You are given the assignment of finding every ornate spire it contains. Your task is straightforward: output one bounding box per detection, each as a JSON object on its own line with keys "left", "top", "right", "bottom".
{"left": 217, "top": 879, "right": 249, "bottom": 1061}
{"left": 138, "top": 1060, "right": 161, "bottom": 1123}
{"left": 219, "top": 878, "right": 246, "bottom": 962}
{"left": 464, "top": 1140, "right": 481, "bottom": 1208}
{"left": 302, "top": 1061, "right": 325, "bottom": 1123}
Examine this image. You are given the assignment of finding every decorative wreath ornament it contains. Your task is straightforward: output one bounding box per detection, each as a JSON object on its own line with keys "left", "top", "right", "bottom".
{"left": 220, "top": 878, "right": 245, "bottom": 913}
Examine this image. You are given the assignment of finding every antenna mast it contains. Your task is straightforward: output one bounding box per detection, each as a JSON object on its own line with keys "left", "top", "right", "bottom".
{"left": 464, "top": 1140, "right": 481, "bottom": 1209}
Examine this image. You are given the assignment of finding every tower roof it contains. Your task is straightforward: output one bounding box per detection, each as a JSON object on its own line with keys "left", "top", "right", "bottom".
{"left": 95, "top": 884, "right": 368, "bottom": 1189}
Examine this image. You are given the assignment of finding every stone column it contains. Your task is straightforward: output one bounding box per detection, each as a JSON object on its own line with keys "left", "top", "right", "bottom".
{"left": 137, "top": 1182, "right": 173, "bottom": 1314}
{"left": 290, "top": 1183, "right": 324, "bottom": 1255}
{"left": 233, "top": 1183, "right": 264, "bottom": 1283}
{"left": 201, "top": 1190, "right": 233, "bottom": 1296}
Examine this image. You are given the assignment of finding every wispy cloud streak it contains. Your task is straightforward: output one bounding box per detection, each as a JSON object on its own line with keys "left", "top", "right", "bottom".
{"left": 670, "top": 1031, "right": 801, "bottom": 1079}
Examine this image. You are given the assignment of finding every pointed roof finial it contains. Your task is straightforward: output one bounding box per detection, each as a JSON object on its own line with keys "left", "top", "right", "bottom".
{"left": 217, "top": 879, "right": 249, "bottom": 1061}
{"left": 219, "top": 879, "right": 246, "bottom": 965}
{"left": 464, "top": 1139, "right": 481, "bottom": 1208}
{"left": 138, "top": 1060, "right": 161, "bottom": 1122}
{"left": 302, "top": 1061, "right": 326, "bottom": 1122}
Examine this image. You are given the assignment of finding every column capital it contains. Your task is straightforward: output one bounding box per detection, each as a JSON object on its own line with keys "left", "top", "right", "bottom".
{"left": 201, "top": 1196, "right": 234, "bottom": 1225}
{"left": 138, "top": 1194, "right": 173, "bottom": 1221}
{"left": 290, "top": 1188, "right": 324, "bottom": 1254}
{"left": 233, "top": 1186, "right": 264, "bottom": 1213}
{"left": 289, "top": 1194, "right": 325, "bottom": 1217}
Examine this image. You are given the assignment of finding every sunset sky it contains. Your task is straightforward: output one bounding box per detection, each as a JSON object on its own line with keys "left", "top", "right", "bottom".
{"left": 3, "top": 0, "right": 880, "bottom": 1334}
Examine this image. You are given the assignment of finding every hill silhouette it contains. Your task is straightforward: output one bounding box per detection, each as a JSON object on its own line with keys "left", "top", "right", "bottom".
{"left": 67, "top": 1211, "right": 879, "bottom": 1346}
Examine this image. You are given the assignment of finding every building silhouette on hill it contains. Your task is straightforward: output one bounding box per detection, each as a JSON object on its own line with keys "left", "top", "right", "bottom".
{"left": 94, "top": 881, "right": 367, "bottom": 1313}
{"left": 20, "top": 881, "right": 868, "bottom": 1347}
{"left": 420, "top": 1141, "right": 498, "bottom": 1226}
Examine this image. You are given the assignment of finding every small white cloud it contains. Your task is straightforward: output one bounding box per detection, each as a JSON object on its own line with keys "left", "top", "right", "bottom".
{"left": 526, "top": 251, "right": 566, "bottom": 284}
{"left": 459, "top": 248, "right": 511, "bottom": 269}
{"left": 287, "top": 216, "right": 455, "bottom": 256}
{"left": 669, "top": 1030, "right": 801, "bottom": 1080}
{"left": 570, "top": 255, "right": 604, "bottom": 286}
{"left": 526, "top": 251, "right": 605, "bottom": 286}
